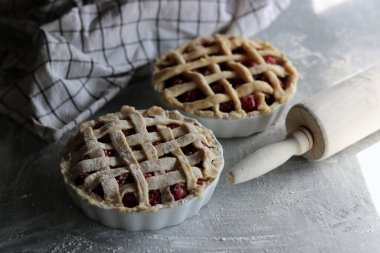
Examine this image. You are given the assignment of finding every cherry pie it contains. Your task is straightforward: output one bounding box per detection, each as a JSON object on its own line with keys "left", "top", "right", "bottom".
{"left": 60, "top": 106, "right": 223, "bottom": 218}
{"left": 153, "top": 34, "right": 298, "bottom": 119}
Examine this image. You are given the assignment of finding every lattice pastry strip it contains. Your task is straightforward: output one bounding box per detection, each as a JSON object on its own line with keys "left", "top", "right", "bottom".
{"left": 153, "top": 34, "right": 298, "bottom": 119}
{"left": 60, "top": 106, "right": 223, "bottom": 212}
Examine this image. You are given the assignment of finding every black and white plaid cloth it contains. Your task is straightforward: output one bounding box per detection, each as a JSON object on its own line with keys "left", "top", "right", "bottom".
{"left": 0, "top": 0, "right": 290, "bottom": 142}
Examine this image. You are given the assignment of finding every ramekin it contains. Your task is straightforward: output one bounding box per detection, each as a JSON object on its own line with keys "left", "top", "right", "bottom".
{"left": 60, "top": 114, "right": 224, "bottom": 231}
{"left": 182, "top": 104, "right": 287, "bottom": 138}
{"left": 64, "top": 167, "right": 222, "bottom": 231}
{"left": 154, "top": 89, "right": 295, "bottom": 138}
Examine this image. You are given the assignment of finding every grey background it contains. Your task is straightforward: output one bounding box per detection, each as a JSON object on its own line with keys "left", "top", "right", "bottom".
{"left": 1, "top": 0, "right": 380, "bottom": 252}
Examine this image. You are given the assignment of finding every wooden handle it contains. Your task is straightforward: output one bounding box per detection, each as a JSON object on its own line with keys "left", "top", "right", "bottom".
{"left": 227, "top": 64, "right": 380, "bottom": 185}
{"left": 227, "top": 128, "right": 313, "bottom": 184}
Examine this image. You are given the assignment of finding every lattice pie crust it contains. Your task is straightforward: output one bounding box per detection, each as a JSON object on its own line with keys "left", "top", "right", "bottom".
{"left": 154, "top": 34, "right": 298, "bottom": 119}
{"left": 60, "top": 106, "right": 223, "bottom": 212}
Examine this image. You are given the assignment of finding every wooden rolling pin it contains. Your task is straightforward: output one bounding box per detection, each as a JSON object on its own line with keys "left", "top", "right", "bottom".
{"left": 227, "top": 64, "right": 380, "bottom": 184}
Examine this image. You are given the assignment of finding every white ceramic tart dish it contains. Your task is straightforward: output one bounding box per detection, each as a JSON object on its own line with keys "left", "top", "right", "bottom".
{"left": 153, "top": 34, "right": 298, "bottom": 138}
{"left": 60, "top": 106, "right": 224, "bottom": 231}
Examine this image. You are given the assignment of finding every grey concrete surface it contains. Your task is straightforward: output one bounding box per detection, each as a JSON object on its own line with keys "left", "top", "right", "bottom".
{"left": 1, "top": 0, "right": 380, "bottom": 252}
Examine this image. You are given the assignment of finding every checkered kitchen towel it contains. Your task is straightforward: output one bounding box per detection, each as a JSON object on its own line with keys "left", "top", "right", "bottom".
{"left": 0, "top": 0, "right": 290, "bottom": 142}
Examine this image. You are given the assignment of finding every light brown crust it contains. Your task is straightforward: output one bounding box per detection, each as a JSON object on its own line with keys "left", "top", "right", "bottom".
{"left": 153, "top": 34, "right": 298, "bottom": 119}
{"left": 60, "top": 106, "right": 223, "bottom": 212}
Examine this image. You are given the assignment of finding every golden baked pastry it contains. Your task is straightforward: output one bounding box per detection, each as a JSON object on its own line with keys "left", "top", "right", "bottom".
{"left": 60, "top": 106, "right": 223, "bottom": 212}
{"left": 153, "top": 34, "right": 298, "bottom": 119}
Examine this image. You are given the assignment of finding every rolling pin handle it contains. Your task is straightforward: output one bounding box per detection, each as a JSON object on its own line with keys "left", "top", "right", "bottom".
{"left": 227, "top": 127, "right": 313, "bottom": 185}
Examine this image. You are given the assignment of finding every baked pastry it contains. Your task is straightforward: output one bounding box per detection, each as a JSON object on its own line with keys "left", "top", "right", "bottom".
{"left": 153, "top": 34, "right": 298, "bottom": 120}
{"left": 153, "top": 34, "right": 298, "bottom": 138}
{"left": 60, "top": 106, "right": 223, "bottom": 230}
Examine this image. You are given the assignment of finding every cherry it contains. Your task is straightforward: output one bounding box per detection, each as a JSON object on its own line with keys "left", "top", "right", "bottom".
{"left": 103, "top": 149, "right": 116, "bottom": 157}
{"left": 279, "top": 76, "right": 288, "bottom": 89}
{"left": 264, "top": 56, "right": 277, "bottom": 65}
{"left": 165, "top": 75, "right": 190, "bottom": 88}
{"left": 122, "top": 192, "right": 138, "bottom": 208}
{"left": 149, "top": 190, "right": 161, "bottom": 206}
{"left": 202, "top": 40, "right": 215, "bottom": 47}
{"left": 181, "top": 144, "right": 198, "bottom": 156}
{"left": 253, "top": 74, "right": 264, "bottom": 81}
{"left": 115, "top": 172, "right": 134, "bottom": 184}
{"left": 242, "top": 60, "right": 256, "bottom": 68}
{"left": 240, "top": 95, "right": 257, "bottom": 112}
{"left": 219, "top": 101, "right": 235, "bottom": 113}
{"left": 194, "top": 67, "right": 211, "bottom": 76}
{"left": 144, "top": 173, "right": 154, "bottom": 178}
{"left": 210, "top": 83, "right": 224, "bottom": 93}
{"left": 229, "top": 78, "right": 245, "bottom": 88}
{"left": 265, "top": 94, "right": 275, "bottom": 106}
{"left": 177, "top": 89, "right": 205, "bottom": 103}
{"left": 170, "top": 183, "right": 188, "bottom": 200}
{"left": 122, "top": 128, "right": 136, "bottom": 136}
{"left": 219, "top": 63, "right": 231, "bottom": 71}
{"left": 232, "top": 47, "right": 245, "bottom": 54}
{"left": 167, "top": 123, "right": 179, "bottom": 129}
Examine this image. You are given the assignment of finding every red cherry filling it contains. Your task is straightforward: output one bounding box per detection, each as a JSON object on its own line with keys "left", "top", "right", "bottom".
{"left": 219, "top": 101, "right": 235, "bottom": 113}
{"left": 170, "top": 183, "right": 188, "bottom": 200}
{"left": 265, "top": 94, "right": 275, "bottom": 105}
{"left": 202, "top": 40, "right": 215, "bottom": 47}
{"left": 103, "top": 149, "right": 116, "bottom": 157}
{"left": 229, "top": 78, "right": 245, "bottom": 88}
{"left": 232, "top": 47, "right": 245, "bottom": 54}
{"left": 165, "top": 75, "right": 189, "bottom": 88}
{"left": 210, "top": 83, "right": 225, "bottom": 93}
{"left": 144, "top": 172, "right": 154, "bottom": 178}
{"left": 242, "top": 60, "right": 256, "bottom": 68}
{"left": 181, "top": 144, "right": 198, "bottom": 156}
{"left": 253, "top": 74, "right": 265, "bottom": 81}
{"left": 149, "top": 190, "right": 161, "bottom": 206}
{"left": 177, "top": 89, "right": 205, "bottom": 103}
{"left": 122, "top": 128, "right": 136, "bottom": 136}
{"left": 167, "top": 123, "right": 179, "bottom": 129}
{"left": 115, "top": 172, "right": 134, "bottom": 184}
{"left": 115, "top": 172, "right": 152, "bottom": 185}
{"left": 123, "top": 192, "right": 138, "bottom": 208}
{"left": 240, "top": 95, "right": 257, "bottom": 112}
{"left": 264, "top": 56, "right": 277, "bottom": 65}
{"left": 194, "top": 67, "right": 211, "bottom": 76}
{"left": 219, "top": 62, "right": 231, "bottom": 71}
{"left": 279, "top": 76, "right": 288, "bottom": 89}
